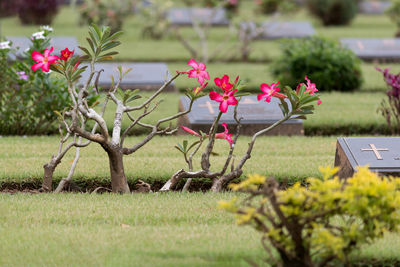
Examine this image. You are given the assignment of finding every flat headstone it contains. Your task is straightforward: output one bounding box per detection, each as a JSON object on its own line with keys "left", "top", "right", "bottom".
{"left": 7, "top": 36, "right": 80, "bottom": 60}
{"left": 241, "top": 21, "right": 315, "bottom": 40}
{"left": 178, "top": 95, "right": 303, "bottom": 136}
{"left": 334, "top": 137, "right": 400, "bottom": 179}
{"left": 358, "top": 1, "right": 391, "bottom": 14}
{"left": 167, "top": 8, "right": 230, "bottom": 27}
{"left": 79, "top": 62, "right": 176, "bottom": 91}
{"left": 341, "top": 38, "right": 400, "bottom": 60}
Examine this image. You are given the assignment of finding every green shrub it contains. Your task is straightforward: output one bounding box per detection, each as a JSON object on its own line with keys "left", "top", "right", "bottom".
{"left": 307, "top": 0, "right": 358, "bottom": 26}
{"left": 0, "top": 28, "right": 71, "bottom": 135}
{"left": 386, "top": 0, "right": 400, "bottom": 37}
{"left": 272, "top": 37, "right": 363, "bottom": 92}
{"left": 219, "top": 166, "right": 400, "bottom": 266}
{"left": 256, "top": 0, "right": 298, "bottom": 14}
{"left": 17, "top": 0, "right": 60, "bottom": 25}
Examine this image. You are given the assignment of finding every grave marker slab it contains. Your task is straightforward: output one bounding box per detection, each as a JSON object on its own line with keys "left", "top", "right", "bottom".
{"left": 167, "top": 8, "right": 230, "bottom": 27}
{"left": 178, "top": 95, "right": 303, "bottom": 136}
{"left": 334, "top": 137, "right": 400, "bottom": 179}
{"left": 341, "top": 38, "right": 400, "bottom": 61}
{"left": 358, "top": 1, "right": 391, "bottom": 14}
{"left": 241, "top": 21, "right": 315, "bottom": 40}
{"left": 7, "top": 36, "right": 80, "bottom": 60}
{"left": 79, "top": 62, "right": 176, "bottom": 91}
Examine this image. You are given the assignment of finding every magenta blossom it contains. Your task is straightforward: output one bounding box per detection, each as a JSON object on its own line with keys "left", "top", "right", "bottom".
{"left": 181, "top": 126, "right": 201, "bottom": 137}
{"left": 31, "top": 47, "right": 59, "bottom": 72}
{"left": 215, "top": 123, "right": 233, "bottom": 147}
{"left": 317, "top": 100, "right": 322, "bottom": 105}
{"left": 304, "top": 76, "right": 318, "bottom": 95}
{"left": 214, "top": 75, "right": 233, "bottom": 91}
{"left": 186, "top": 59, "right": 210, "bottom": 85}
{"left": 257, "top": 82, "right": 287, "bottom": 103}
{"left": 209, "top": 89, "right": 238, "bottom": 113}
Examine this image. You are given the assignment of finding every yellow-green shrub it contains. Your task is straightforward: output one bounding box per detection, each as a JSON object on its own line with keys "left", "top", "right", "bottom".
{"left": 219, "top": 167, "right": 400, "bottom": 267}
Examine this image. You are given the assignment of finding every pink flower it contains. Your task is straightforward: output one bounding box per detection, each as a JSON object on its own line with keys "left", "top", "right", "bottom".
{"left": 209, "top": 89, "right": 238, "bottom": 113}
{"left": 186, "top": 59, "right": 210, "bottom": 85}
{"left": 214, "top": 75, "right": 233, "bottom": 91}
{"left": 215, "top": 123, "right": 233, "bottom": 147}
{"left": 304, "top": 76, "right": 318, "bottom": 95}
{"left": 317, "top": 100, "right": 322, "bottom": 105}
{"left": 193, "top": 82, "right": 208, "bottom": 96}
{"left": 60, "top": 48, "right": 74, "bottom": 61}
{"left": 181, "top": 126, "right": 200, "bottom": 137}
{"left": 31, "top": 47, "right": 59, "bottom": 72}
{"left": 17, "top": 71, "right": 28, "bottom": 81}
{"left": 257, "top": 82, "right": 287, "bottom": 103}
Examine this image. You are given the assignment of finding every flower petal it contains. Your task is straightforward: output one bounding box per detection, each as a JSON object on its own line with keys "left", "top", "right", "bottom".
{"left": 226, "top": 96, "right": 238, "bottom": 105}
{"left": 219, "top": 101, "right": 228, "bottom": 113}
{"left": 188, "top": 59, "right": 198, "bottom": 69}
{"left": 48, "top": 55, "right": 59, "bottom": 63}
{"left": 209, "top": 91, "right": 223, "bottom": 102}
{"left": 198, "top": 62, "right": 206, "bottom": 71}
{"left": 32, "top": 51, "right": 44, "bottom": 62}
{"left": 31, "top": 62, "right": 43, "bottom": 71}
{"left": 181, "top": 126, "right": 200, "bottom": 136}
{"left": 42, "top": 63, "right": 50, "bottom": 72}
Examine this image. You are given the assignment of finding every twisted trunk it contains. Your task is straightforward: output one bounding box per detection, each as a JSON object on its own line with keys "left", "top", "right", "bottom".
{"left": 42, "top": 161, "right": 57, "bottom": 191}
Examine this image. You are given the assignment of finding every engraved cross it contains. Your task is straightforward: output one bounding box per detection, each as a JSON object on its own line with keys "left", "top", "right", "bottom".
{"left": 361, "top": 144, "right": 389, "bottom": 160}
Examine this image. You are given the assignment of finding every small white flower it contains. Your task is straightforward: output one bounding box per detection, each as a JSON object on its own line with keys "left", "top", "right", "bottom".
{"left": 0, "top": 41, "right": 11, "bottom": 50}
{"left": 32, "top": 31, "right": 45, "bottom": 40}
{"left": 41, "top": 25, "right": 53, "bottom": 32}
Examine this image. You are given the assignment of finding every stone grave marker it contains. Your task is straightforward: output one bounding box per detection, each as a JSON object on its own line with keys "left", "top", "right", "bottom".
{"left": 241, "top": 21, "right": 315, "bottom": 40}
{"left": 7, "top": 36, "right": 80, "bottom": 60}
{"left": 167, "top": 8, "right": 230, "bottom": 27}
{"left": 178, "top": 95, "right": 303, "bottom": 136}
{"left": 79, "top": 62, "right": 176, "bottom": 91}
{"left": 341, "top": 38, "right": 400, "bottom": 61}
{"left": 358, "top": 1, "right": 391, "bottom": 14}
{"left": 334, "top": 137, "right": 400, "bottom": 179}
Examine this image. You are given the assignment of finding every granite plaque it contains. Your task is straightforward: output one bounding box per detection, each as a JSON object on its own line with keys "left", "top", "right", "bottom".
{"left": 334, "top": 137, "right": 400, "bottom": 179}
{"left": 241, "top": 21, "right": 315, "bottom": 40}
{"left": 178, "top": 95, "right": 303, "bottom": 136}
{"left": 341, "top": 38, "right": 400, "bottom": 61}
{"left": 7, "top": 36, "right": 80, "bottom": 60}
{"left": 358, "top": 1, "right": 391, "bottom": 14}
{"left": 79, "top": 62, "right": 176, "bottom": 91}
{"left": 167, "top": 8, "right": 230, "bottom": 27}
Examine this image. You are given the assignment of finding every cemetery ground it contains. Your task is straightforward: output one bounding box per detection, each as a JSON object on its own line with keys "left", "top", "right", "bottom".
{"left": 2, "top": 1, "right": 400, "bottom": 266}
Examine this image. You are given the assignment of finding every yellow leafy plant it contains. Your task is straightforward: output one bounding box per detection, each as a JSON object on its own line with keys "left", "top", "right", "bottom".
{"left": 218, "top": 166, "right": 400, "bottom": 267}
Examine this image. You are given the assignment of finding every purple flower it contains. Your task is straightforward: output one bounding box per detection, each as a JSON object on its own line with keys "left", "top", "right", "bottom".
{"left": 17, "top": 71, "right": 28, "bottom": 81}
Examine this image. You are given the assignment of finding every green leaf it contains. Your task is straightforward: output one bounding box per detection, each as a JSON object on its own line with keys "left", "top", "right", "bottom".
{"left": 187, "top": 140, "right": 201, "bottom": 153}
{"left": 183, "top": 140, "right": 188, "bottom": 151}
{"left": 126, "top": 95, "right": 142, "bottom": 103}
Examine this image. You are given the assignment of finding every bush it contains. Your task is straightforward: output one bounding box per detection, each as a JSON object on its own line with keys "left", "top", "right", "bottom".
{"left": 0, "top": 0, "right": 20, "bottom": 18}
{"left": 0, "top": 28, "right": 71, "bottom": 135}
{"left": 79, "top": 0, "right": 133, "bottom": 34}
{"left": 386, "top": 0, "right": 400, "bottom": 37}
{"left": 256, "top": 0, "right": 298, "bottom": 14}
{"left": 307, "top": 0, "right": 358, "bottom": 26}
{"left": 272, "top": 37, "right": 363, "bottom": 92}
{"left": 17, "top": 0, "right": 59, "bottom": 25}
{"left": 219, "top": 166, "right": 400, "bottom": 266}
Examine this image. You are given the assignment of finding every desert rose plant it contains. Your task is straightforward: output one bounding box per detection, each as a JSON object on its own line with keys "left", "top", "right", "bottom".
{"left": 219, "top": 166, "right": 400, "bottom": 266}
{"left": 36, "top": 24, "right": 204, "bottom": 193}
{"left": 376, "top": 67, "right": 400, "bottom": 134}
{"left": 161, "top": 75, "right": 321, "bottom": 192}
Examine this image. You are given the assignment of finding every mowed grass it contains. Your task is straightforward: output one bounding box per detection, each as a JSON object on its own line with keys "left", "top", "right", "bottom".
{"left": 0, "top": 193, "right": 399, "bottom": 267}
{"left": 0, "top": 135, "right": 336, "bottom": 185}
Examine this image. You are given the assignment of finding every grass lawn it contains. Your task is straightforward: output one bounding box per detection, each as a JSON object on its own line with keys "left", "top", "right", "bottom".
{"left": 0, "top": 135, "right": 337, "bottom": 187}
{"left": 0, "top": 193, "right": 399, "bottom": 267}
